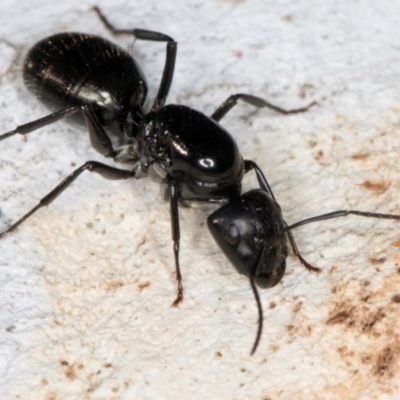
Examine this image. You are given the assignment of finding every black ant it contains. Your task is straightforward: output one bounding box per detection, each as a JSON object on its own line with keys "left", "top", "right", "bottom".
{"left": 1, "top": 7, "right": 399, "bottom": 355}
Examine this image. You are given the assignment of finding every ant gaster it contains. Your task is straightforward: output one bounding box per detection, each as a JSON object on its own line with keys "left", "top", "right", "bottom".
{"left": 1, "top": 8, "right": 400, "bottom": 355}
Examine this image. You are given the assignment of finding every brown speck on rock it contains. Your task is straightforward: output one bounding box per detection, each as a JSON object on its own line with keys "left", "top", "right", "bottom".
{"left": 292, "top": 301, "right": 302, "bottom": 313}
{"left": 374, "top": 347, "right": 394, "bottom": 376}
{"left": 369, "top": 257, "right": 386, "bottom": 265}
{"left": 351, "top": 153, "right": 369, "bottom": 160}
{"left": 64, "top": 365, "right": 76, "bottom": 380}
{"left": 269, "top": 301, "right": 276, "bottom": 309}
{"left": 231, "top": 49, "right": 243, "bottom": 58}
{"left": 327, "top": 311, "right": 354, "bottom": 326}
{"left": 391, "top": 294, "right": 400, "bottom": 303}
{"left": 137, "top": 236, "right": 147, "bottom": 249}
{"left": 360, "top": 180, "right": 390, "bottom": 194}
{"left": 138, "top": 281, "right": 150, "bottom": 292}
{"left": 308, "top": 140, "right": 317, "bottom": 148}
{"left": 313, "top": 150, "right": 324, "bottom": 161}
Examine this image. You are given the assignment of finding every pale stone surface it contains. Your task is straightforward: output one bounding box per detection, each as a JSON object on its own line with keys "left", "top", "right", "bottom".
{"left": 1, "top": 1, "right": 400, "bottom": 399}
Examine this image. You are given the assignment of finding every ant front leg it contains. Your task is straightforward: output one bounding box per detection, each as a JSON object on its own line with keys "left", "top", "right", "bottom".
{"left": 243, "top": 159, "right": 318, "bottom": 272}
{"left": 0, "top": 162, "right": 135, "bottom": 239}
{"left": 210, "top": 93, "right": 316, "bottom": 122}
{"left": 244, "top": 160, "right": 276, "bottom": 200}
{"left": 92, "top": 6, "right": 177, "bottom": 109}
{"left": 284, "top": 209, "right": 400, "bottom": 272}
{"left": 167, "top": 180, "right": 184, "bottom": 307}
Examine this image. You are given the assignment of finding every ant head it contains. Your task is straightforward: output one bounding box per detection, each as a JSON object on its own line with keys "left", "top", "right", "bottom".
{"left": 207, "top": 189, "right": 288, "bottom": 288}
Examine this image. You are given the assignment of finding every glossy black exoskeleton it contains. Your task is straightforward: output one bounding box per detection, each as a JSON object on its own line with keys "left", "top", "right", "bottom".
{"left": 3, "top": 8, "right": 399, "bottom": 355}
{"left": 208, "top": 183, "right": 400, "bottom": 354}
{"left": 0, "top": 6, "right": 316, "bottom": 310}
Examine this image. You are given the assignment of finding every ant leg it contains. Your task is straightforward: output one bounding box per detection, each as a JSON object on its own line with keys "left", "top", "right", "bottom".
{"left": 0, "top": 104, "right": 118, "bottom": 159}
{"left": 244, "top": 160, "right": 276, "bottom": 200}
{"left": 0, "top": 106, "right": 79, "bottom": 141}
{"left": 167, "top": 180, "right": 184, "bottom": 307}
{"left": 284, "top": 223, "right": 321, "bottom": 272}
{"left": 92, "top": 6, "right": 177, "bottom": 108}
{"left": 211, "top": 93, "right": 316, "bottom": 122}
{"left": 287, "top": 209, "right": 400, "bottom": 230}
{"left": 0, "top": 161, "right": 135, "bottom": 239}
{"left": 244, "top": 159, "right": 319, "bottom": 271}
{"left": 82, "top": 105, "right": 117, "bottom": 158}
{"left": 285, "top": 209, "right": 400, "bottom": 271}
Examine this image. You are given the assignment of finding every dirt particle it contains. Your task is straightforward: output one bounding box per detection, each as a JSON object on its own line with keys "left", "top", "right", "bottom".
{"left": 138, "top": 281, "right": 150, "bottom": 292}
{"left": 360, "top": 180, "right": 390, "bottom": 194}
{"left": 308, "top": 140, "right": 317, "bottom": 148}
{"left": 351, "top": 153, "right": 369, "bottom": 160}
{"left": 369, "top": 257, "right": 386, "bottom": 265}
{"left": 231, "top": 49, "right": 243, "bottom": 58}
{"left": 327, "top": 311, "right": 354, "bottom": 326}
{"left": 292, "top": 301, "right": 302, "bottom": 313}
{"left": 65, "top": 365, "right": 76, "bottom": 380}
{"left": 106, "top": 280, "right": 124, "bottom": 289}
{"left": 287, "top": 325, "right": 295, "bottom": 335}
{"left": 137, "top": 236, "right": 147, "bottom": 249}
{"left": 313, "top": 150, "right": 324, "bottom": 161}
{"left": 60, "top": 361, "right": 84, "bottom": 380}
{"left": 374, "top": 347, "right": 394, "bottom": 376}
{"left": 391, "top": 294, "right": 400, "bottom": 303}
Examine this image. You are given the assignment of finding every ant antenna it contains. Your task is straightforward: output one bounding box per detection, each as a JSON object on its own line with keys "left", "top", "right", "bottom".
{"left": 250, "top": 277, "right": 263, "bottom": 355}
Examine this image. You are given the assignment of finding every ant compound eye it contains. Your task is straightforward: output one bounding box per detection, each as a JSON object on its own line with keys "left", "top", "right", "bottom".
{"left": 225, "top": 223, "right": 240, "bottom": 245}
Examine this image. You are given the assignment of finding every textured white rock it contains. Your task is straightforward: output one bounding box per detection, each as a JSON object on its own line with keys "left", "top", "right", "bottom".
{"left": 1, "top": 0, "right": 400, "bottom": 399}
